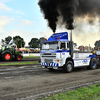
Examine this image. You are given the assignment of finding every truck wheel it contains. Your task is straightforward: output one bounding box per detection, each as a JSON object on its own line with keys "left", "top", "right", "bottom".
{"left": 2, "top": 53, "right": 11, "bottom": 61}
{"left": 89, "top": 58, "right": 97, "bottom": 70}
{"left": 63, "top": 61, "right": 73, "bottom": 73}
{"left": 16, "top": 55, "right": 22, "bottom": 61}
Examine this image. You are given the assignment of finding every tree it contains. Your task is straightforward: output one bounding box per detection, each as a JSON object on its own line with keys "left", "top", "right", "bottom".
{"left": 38, "top": 37, "right": 45, "bottom": 49}
{"left": 94, "top": 40, "right": 100, "bottom": 47}
{"left": 28, "top": 38, "right": 39, "bottom": 48}
{"left": 1, "top": 39, "right": 5, "bottom": 42}
{"left": 13, "top": 36, "right": 25, "bottom": 48}
{"left": 5, "top": 36, "right": 12, "bottom": 45}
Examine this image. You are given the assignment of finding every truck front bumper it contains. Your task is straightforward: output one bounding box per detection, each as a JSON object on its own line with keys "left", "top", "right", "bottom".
{"left": 41, "top": 66, "right": 58, "bottom": 69}
{"left": 41, "top": 58, "right": 64, "bottom": 69}
{"left": 41, "top": 62, "right": 59, "bottom": 67}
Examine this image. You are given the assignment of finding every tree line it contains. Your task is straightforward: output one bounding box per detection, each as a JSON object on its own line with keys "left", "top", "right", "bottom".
{"left": 2, "top": 35, "right": 100, "bottom": 48}
{"left": 1, "top": 36, "right": 45, "bottom": 48}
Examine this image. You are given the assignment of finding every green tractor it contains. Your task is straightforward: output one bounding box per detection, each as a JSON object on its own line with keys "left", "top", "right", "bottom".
{"left": 0, "top": 45, "right": 23, "bottom": 61}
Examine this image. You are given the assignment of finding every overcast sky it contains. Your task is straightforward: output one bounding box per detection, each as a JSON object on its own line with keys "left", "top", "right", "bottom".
{"left": 0, "top": 0, "right": 100, "bottom": 47}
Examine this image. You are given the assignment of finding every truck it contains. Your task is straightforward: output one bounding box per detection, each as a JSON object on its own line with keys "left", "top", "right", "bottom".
{"left": 40, "top": 31, "right": 99, "bottom": 73}
{"left": 0, "top": 45, "right": 23, "bottom": 61}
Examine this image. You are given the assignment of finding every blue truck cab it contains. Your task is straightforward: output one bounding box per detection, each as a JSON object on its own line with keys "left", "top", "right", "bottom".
{"left": 40, "top": 32, "right": 97, "bottom": 73}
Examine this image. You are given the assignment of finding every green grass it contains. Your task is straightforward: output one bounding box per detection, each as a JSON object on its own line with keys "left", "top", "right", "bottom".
{"left": 0, "top": 61, "right": 39, "bottom": 65}
{"left": 38, "top": 83, "right": 100, "bottom": 100}
{"left": 23, "top": 56, "right": 40, "bottom": 58}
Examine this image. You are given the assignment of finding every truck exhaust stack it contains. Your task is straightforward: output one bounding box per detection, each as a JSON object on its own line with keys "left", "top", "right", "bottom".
{"left": 70, "top": 30, "right": 73, "bottom": 58}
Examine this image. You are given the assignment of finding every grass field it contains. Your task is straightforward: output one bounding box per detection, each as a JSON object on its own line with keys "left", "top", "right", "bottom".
{"left": 38, "top": 83, "right": 100, "bottom": 100}
{"left": 0, "top": 61, "right": 39, "bottom": 65}
{"left": 0, "top": 56, "right": 40, "bottom": 65}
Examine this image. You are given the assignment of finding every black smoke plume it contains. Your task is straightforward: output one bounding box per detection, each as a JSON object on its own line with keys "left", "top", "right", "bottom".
{"left": 38, "top": 0, "right": 100, "bottom": 32}
{"left": 38, "top": 0, "right": 59, "bottom": 33}
{"left": 38, "top": 0, "right": 78, "bottom": 32}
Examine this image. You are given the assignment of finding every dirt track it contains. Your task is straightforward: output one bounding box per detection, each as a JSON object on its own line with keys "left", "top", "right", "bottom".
{"left": 0, "top": 65, "right": 100, "bottom": 100}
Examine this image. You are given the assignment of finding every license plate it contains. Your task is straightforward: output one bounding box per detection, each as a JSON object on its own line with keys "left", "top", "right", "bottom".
{"left": 53, "top": 66, "right": 58, "bottom": 69}
{"left": 41, "top": 66, "right": 45, "bottom": 68}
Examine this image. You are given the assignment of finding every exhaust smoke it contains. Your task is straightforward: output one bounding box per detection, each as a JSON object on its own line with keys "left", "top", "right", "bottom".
{"left": 38, "top": 0, "right": 100, "bottom": 32}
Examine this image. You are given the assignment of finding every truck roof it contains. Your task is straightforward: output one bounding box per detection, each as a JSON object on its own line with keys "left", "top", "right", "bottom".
{"left": 43, "top": 32, "right": 68, "bottom": 43}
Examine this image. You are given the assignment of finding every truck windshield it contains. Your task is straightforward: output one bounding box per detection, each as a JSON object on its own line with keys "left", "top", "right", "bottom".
{"left": 42, "top": 42, "right": 58, "bottom": 50}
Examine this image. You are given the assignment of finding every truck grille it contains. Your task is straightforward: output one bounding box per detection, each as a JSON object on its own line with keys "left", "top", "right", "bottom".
{"left": 42, "top": 56, "right": 56, "bottom": 57}
{"left": 45, "top": 59, "right": 53, "bottom": 63}
{"left": 43, "top": 53, "right": 56, "bottom": 55}
{"left": 41, "top": 53, "right": 56, "bottom": 59}
{"left": 43, "top": 53, "right": 51, "bottom": 55}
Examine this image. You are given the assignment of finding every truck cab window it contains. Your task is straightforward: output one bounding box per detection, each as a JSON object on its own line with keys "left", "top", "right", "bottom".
{"left": 60, "top": 43, "right": 66, "bottom": 49}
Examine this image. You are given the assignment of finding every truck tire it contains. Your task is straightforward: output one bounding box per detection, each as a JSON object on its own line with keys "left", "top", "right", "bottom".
{"left": 89, "top": 58, "right": 97, "bottom": 70}
{"left": 63, "top": 61, "right": 73, "bottom": 73}
{"left": 2, "top": 52, "right": 12, "bottom": 61}
{"left": 15, "top": 55, "right": 22, "bottom": 61}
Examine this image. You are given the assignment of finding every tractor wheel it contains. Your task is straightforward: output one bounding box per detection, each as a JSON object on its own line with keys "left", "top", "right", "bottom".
{"left": 2, "top": 52, "right": 12, "bottom": 61}
{"left": 63, "top": 61, "right": 73, "bottom": 73}
{"left": 16, "top": 55, "right": 22, "bottom": 61}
